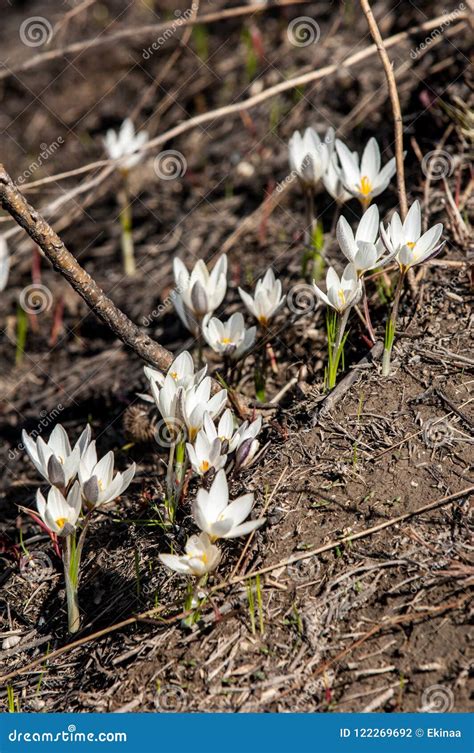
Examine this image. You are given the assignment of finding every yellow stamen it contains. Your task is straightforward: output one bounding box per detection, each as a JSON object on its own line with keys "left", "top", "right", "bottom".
{"left": 258, "top": 315, "right": 268, "bottom": 327}
{"left": 221, "top": 337, "right": 232, "bottom": 344}
{"left": 170, "top": 371, "right": 178, "bottom": 380}
{"left": 337, "top": 289, "right": 346, "bottom": 307}
{"left": 359, "top": 175, "right": 372, "bottom": 197}
{"left": 98, "top": 479, "right": 104, "bottom": 491}
{"left": 55, "top": 517, "right": 67, "bottom": 530}
{"left": 406, "top": 241, "right": 416, "bottom": 249}
{"left": 200, "top": 460, "right": 210, "bottom": 473}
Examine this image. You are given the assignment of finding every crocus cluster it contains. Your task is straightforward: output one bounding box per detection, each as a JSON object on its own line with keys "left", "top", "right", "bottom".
{"left": 288, "top": 128, "right": 397, "bottom": 210}
{"left": 144, "top": 351, "right": 262, "bottom": 480}
{"left": 288, "top": 125, "right": 444, "bottom": 381}
{"left": 311, "top": 200, "right": 443, "bottom": 384}
{"left": 172, "top": 253, "right": 286, "bottom": 366}
{"left": 159, "top": 469, "right": 265, "bottom": 577}
{"left": 143, "top": 351, "right": 265, "bottom": 599}
{"left": 22, "top": 423, "right": 135, "bottom": 632}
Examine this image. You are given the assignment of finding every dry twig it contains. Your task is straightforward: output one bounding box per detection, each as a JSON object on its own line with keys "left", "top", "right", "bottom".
{"left": 359, "top": 0, "right": 408, "bottom": 219}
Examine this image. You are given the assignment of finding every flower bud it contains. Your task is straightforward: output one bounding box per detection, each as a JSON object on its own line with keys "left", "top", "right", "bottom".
{"left": 235, "top": 438, "right": 260, "bottom": 470}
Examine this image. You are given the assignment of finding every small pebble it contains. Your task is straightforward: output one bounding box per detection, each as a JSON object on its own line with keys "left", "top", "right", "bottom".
{"left": 236, "top": 161, "right": 255, "bottom": 178}
{"left": 2, "top": 634, "right": 21, "bottom": 650}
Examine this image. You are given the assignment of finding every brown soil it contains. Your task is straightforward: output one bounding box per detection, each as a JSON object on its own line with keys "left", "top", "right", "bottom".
{"left": 0, "top": 0, "right": 472, "bottom": 713}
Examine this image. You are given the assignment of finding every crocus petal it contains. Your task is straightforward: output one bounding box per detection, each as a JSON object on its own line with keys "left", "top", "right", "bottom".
{"left": 159, "top": 554, "right": 192, "bottom": 574}
{"left": 360, "top": 137, "right": 380, "bottom": 181}
{"left": 336, "top": 140, "right": 360, "bottom": 192}
{"left": 222, "top": 519, "right": 265, "bottom": 539}
{"left": 356, "top": 204, "right": 379, "bottom": 244}
{"left": 336, "top": 216, "right": 356, "bottom": 262}
{"left": 403, "top": 200, "right": 421, "bottom": 242}
{"left": 223, "top": 493, "right": 255, "bottom": 527}
{"left": 413, "top": 223, "right": 443, "bottom": 260}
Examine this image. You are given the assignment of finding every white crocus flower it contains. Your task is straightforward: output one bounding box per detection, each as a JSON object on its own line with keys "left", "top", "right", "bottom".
{"left": 238, "top": 268, "right": 285, "bottom": 327}
{"left": 0, "top": 236, "right": 10, "bottom": 291}
{"left": 336, "top": 137, "right": 397, "bottom": 207}
{"left": 288, "top": 127, "right": 333, "bottom": 188}
{"left": 214, "top": 409, "right": 237, "bottom": 444}
{"left": 173, "top": 255, "right": 227, "bottom": 333}
{"left": 202, "top": 312, "right": 256, "bottom": 360}
{"left": 22, "top": 424, "right": 91, "bottom": 489}
{"left": 336, "top": 205, "right": 394, "bottom": 276}
{"left": 149, "top": 374, "right": 181, "bottom": 429}
{"left": 78, "top": 441, "right": 135, "bottom": 506}
{"left": 144, "top": 351, "right": 206, "bottom": 391}
{"left": 313, "top": 264, "right": 362, "bottom": 314}
{"left": 186, "top": 424, "right": 227, "bottom": 476}
{"left": 159, "top": 532, "right": 221, "bottom": 576}
{"left": 103, "top": 118, "right": 148, "bottom": 171}
{"left": 36, "top": 482, "right": 82, "bottom": 537}
{"left": 178, "top": 378, "right": 227, "bottom": 441}
{"left": 323, "top": 152, "right": 352, "bottom": 205}
{"left": 229, "top": 415, "right": 262, "bottom": 452}
{"left": 192, "top": 469, "right": 265, "bottom": 541}
{"left": 380, "top": 200, "right": 444, "bottom": 272}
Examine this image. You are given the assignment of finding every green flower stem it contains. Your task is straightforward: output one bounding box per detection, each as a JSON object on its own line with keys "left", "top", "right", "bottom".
{"left": 165, "top": 439, "right": 188, "bottom": 523}
{"left": 382, "top": 270, "right": 406, "bottom": 377}
{"left": 174, "top": 439, "right": 187, "bottom": 499}
{"left": 119, "top": 174, "right": 136, "bottom": 277}
{"left": 305, "top": 187, "right": 315, "bottom": 246}
{"left": 182, "top": 576, "right": 208, "bottom": 628}
{"left": 361, "top": 277, "right": 376, "bottom": 344}
{"left": 165, "top": 440, "right": 176, "bottom": 513}
{"left": 63, "top": 533, "right": 80, "bottom": 634}
{"left": 327, "top": 308, "right": 350, "bottom": 390}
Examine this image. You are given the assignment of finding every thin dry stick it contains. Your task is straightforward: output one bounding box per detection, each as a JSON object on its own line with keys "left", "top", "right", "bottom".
{"left": 0, "top": 1, "right": 310, "bottom": 82}
{"left": 1, "top": 484, "right": 470, "bottom": 684}
{"left": 2, "top": 11, "right": 465, "bottom": 250}
{"left": 9, "top": 10, "right": 467, "bottom": 197}
{"left": 360, "top": 0, "right": 408, "bottom": 219}
{"left": 316, "top": 341, "right": 384, "bottom": 418}
{"left": 0, "top": 165, "right": 172, "bottom": 369}
{"left": 229, "top": 465, "right": 289, "bottom": 580}
{"left": 129, "top": 0, "right": 201, "bottom": 126}
{"left": 227, "top": 484, "right": 474, "bottom": 583}
{"left": 271, "top": 594, "right": 470, "bottom": 703}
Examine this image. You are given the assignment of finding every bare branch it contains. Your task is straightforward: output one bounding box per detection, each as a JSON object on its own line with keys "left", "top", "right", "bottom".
{"left": 0, "top": 1, "right": 310, "bottom": 82}
{"left": 359, "top": 0, "right": 408, "bottom": 219}
{"left": 0, "top": 164, "right": 173, "bottom": 372}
